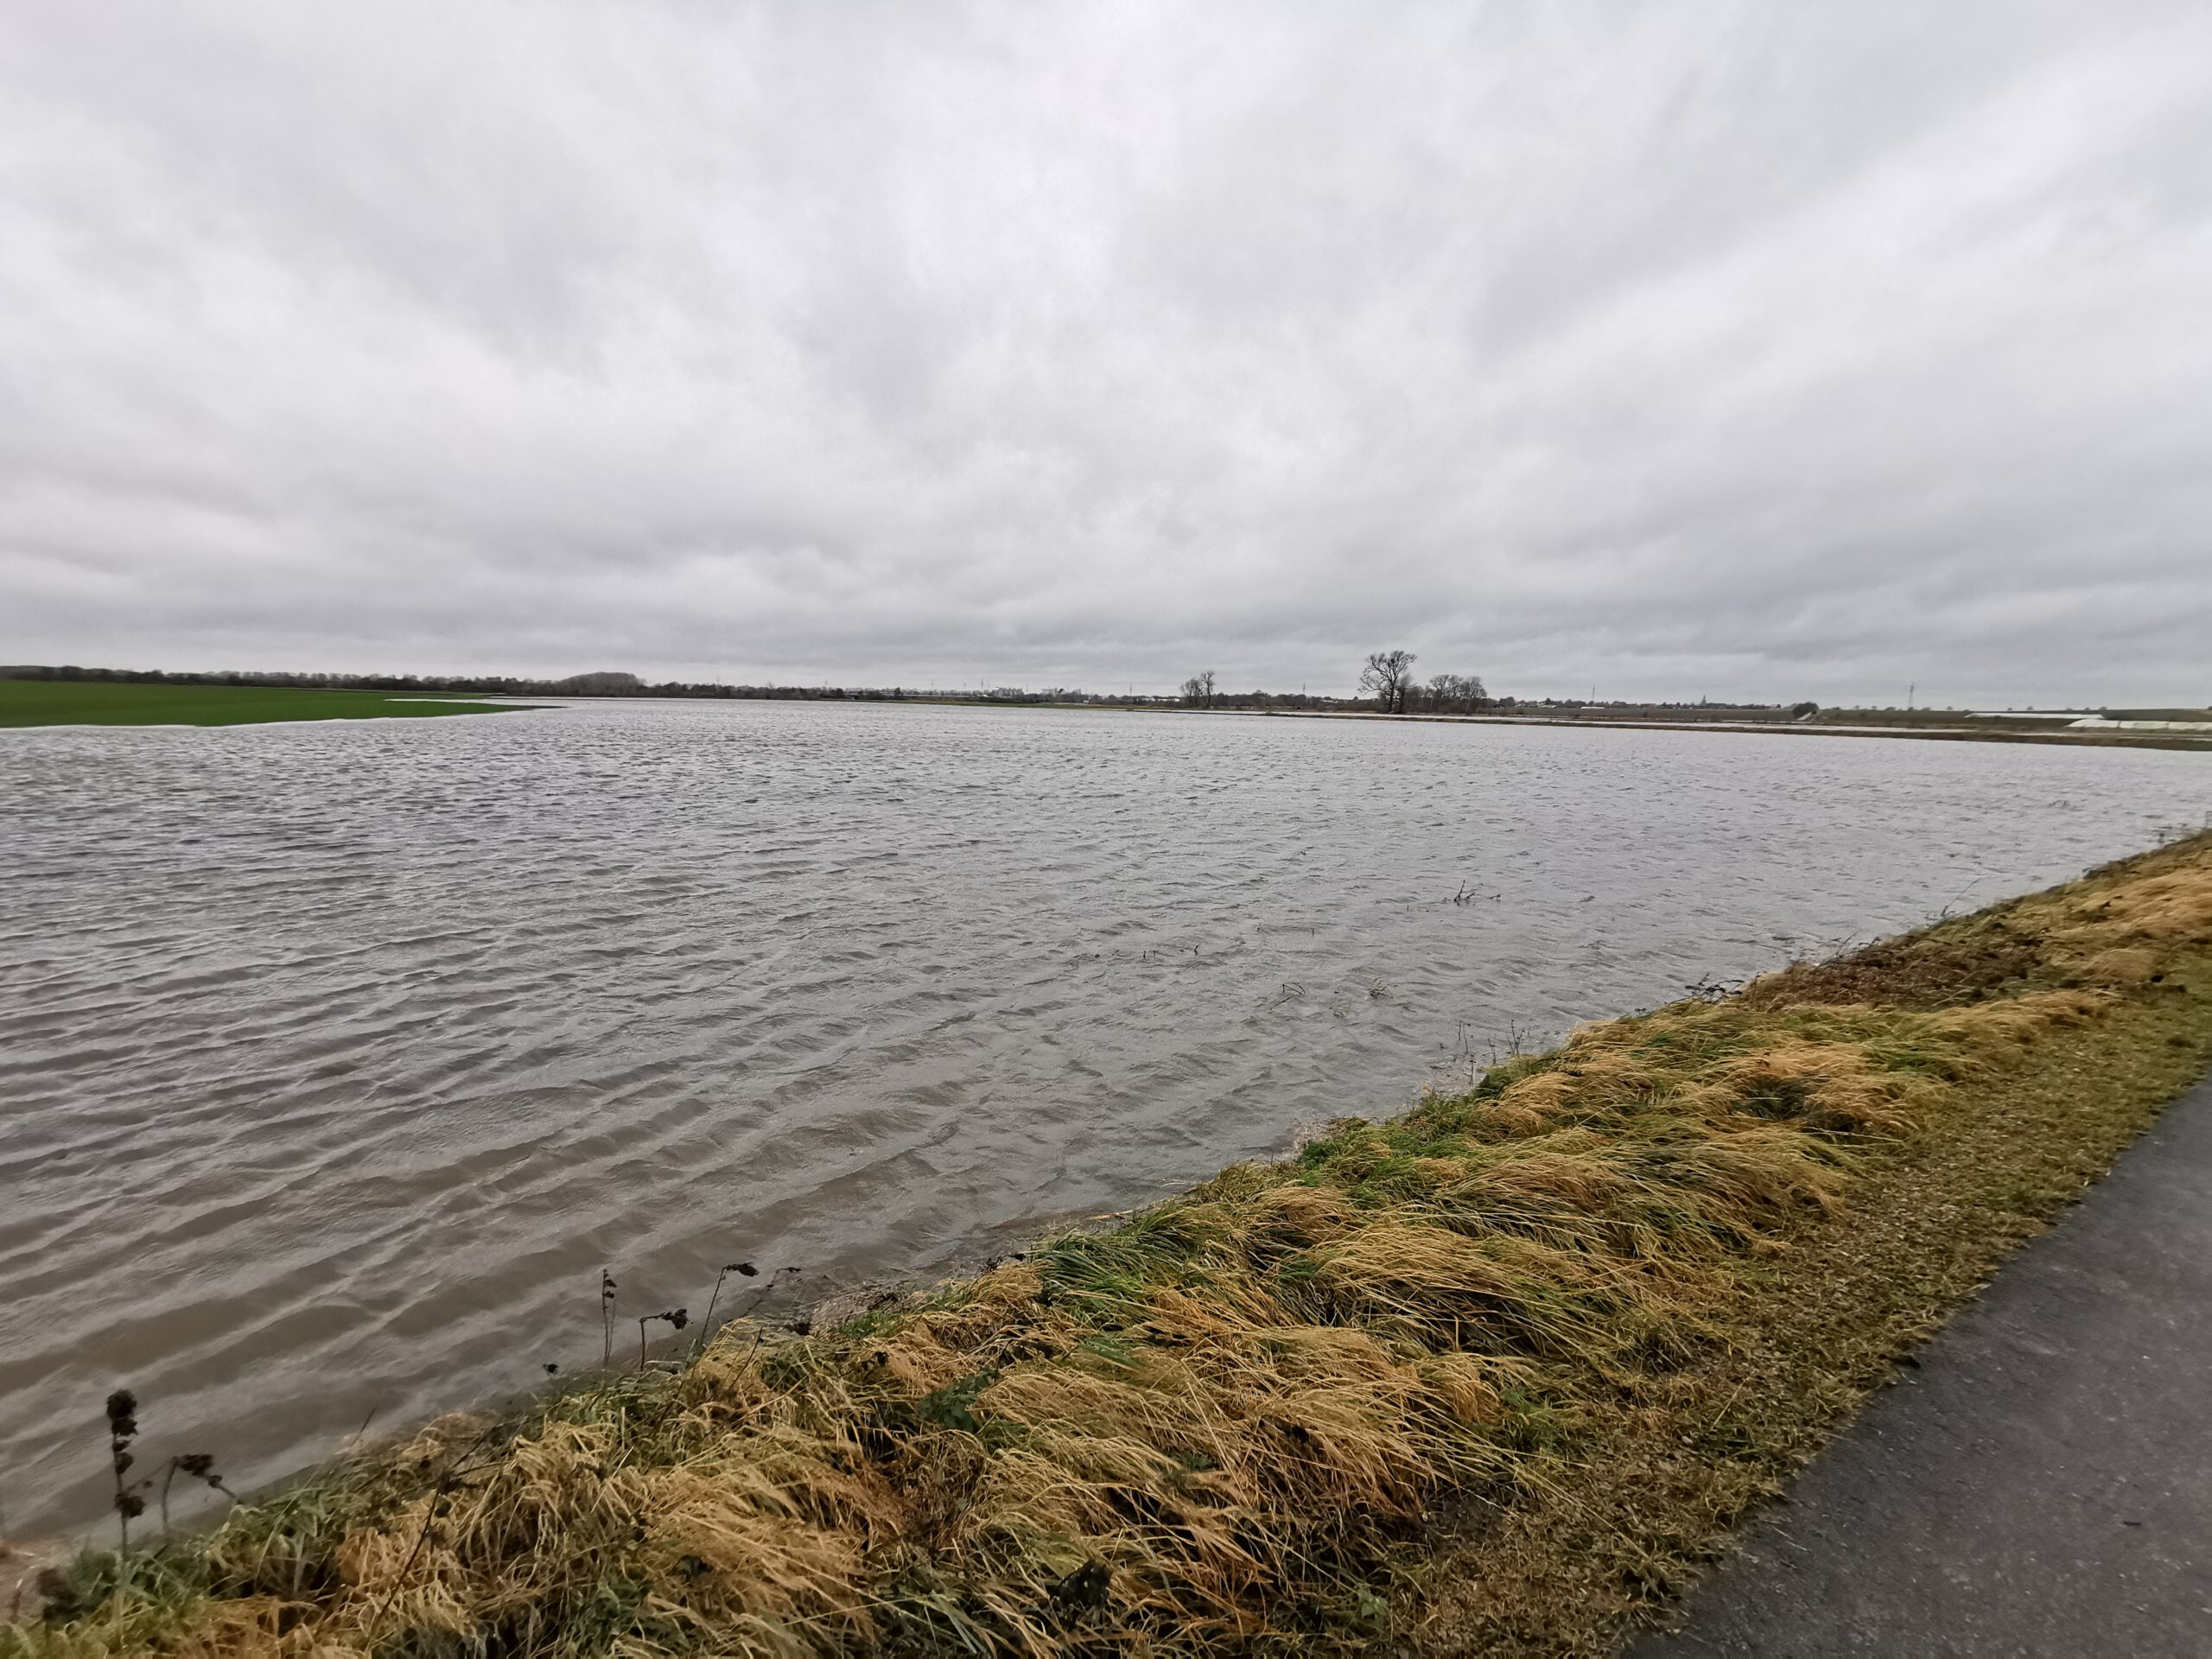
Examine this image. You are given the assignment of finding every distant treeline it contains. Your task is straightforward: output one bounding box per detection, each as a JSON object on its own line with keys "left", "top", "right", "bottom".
{"left": 1, "top": 664, "right": 1832, "bottom": 718}
{"left": 0, "top": 664, "right": 1116, "bottom": 704}
{"left": 0, "top": 664, "right": 1371, "bottom": 708}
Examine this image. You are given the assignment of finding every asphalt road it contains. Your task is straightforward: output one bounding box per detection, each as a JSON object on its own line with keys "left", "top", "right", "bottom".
{"left": 1637, "top": 1071, "right": 2212, "bottom": 1658}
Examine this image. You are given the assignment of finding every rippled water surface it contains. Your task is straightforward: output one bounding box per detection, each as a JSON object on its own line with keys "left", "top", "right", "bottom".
{"left": 5, "top": 702, "right": 2209, "bottom": 1533}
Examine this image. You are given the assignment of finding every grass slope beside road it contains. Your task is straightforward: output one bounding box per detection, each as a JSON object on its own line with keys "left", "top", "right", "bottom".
{"left": 8, "top": 834, "right": 2212, "bottom": 1657}
{"left": 0, "top": 681, "right": 531, "bottom": 728}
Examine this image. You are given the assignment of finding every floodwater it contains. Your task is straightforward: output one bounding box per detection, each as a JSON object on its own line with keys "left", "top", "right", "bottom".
{"left": 3, "top": 702, "right": 2208, "bottom": 1535}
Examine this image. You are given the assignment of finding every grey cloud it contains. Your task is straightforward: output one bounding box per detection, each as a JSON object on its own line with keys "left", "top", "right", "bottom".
{"left": 3, "top": 1, "right": 2209, "bottom": 704}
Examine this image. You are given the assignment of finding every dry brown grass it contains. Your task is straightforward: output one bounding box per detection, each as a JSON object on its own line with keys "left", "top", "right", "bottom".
{"left": 9, "top": 833, "right": 2210, "bottom": 1658}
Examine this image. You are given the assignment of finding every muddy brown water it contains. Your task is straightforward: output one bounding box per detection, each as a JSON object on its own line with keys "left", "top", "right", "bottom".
{"left": 4, "top": 701, "right": 2208, "bottom": 1537}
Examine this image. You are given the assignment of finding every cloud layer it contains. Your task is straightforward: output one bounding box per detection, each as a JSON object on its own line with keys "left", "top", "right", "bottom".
{"left": 4, "top": 1, "right": 2209, "bottom": 703}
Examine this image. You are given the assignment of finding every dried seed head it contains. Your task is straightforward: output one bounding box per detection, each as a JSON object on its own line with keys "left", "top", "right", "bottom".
{"left": 732, "top": 1262, "right": 758, "bottom": 1277}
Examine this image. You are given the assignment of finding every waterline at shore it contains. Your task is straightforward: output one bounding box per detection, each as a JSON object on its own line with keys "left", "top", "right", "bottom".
{"left": 10, "top": 830, "right": 2211, "bottom": 1656}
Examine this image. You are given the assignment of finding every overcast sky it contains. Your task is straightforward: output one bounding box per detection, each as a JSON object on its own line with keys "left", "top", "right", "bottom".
{"left": 3, "top": 3, "right": 2209, "bottom": 704}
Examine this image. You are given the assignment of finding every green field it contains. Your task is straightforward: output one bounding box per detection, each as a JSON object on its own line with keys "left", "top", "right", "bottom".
{"left": 0, "top": 679, "right": 534, "bottom": 728}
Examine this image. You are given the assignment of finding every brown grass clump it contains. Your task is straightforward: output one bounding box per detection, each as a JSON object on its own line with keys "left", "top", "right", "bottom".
{"left": 9, "top": 831, "right": 2211, "bottom": 1658}
{"left": 1739, "top": 827, "right": 2212, "bottom": 1013}
{"left": 1734, "top": 931, "right": 2044, "bottom": 1009}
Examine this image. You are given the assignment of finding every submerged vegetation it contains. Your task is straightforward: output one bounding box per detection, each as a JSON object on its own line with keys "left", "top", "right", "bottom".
{"left": 8, "top": 834, "right": 2212, "bottom": 1656}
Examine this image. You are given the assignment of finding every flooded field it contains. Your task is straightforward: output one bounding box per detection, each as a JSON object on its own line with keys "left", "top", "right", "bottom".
{"left": 4, "top": 701, "right": 2207, "bottom": 1535}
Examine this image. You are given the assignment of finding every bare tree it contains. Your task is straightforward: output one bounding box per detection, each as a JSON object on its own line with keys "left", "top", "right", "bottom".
{"left": 1179, "top": 669, "right": 1217, "bottom": 708}
{"left": 1358, "top": 650, "right": 1417, "bottom": 714}
{"left": 1421, "top": 671, "right": 1487, "bottom": 713}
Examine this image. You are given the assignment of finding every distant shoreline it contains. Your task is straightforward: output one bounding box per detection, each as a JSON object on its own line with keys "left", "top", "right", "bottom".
{"left": 1174, "top": 705, "right": 2212, "bottom": 753}
{"left": 7, "top": 670, "right": 2207, "bottom": 750}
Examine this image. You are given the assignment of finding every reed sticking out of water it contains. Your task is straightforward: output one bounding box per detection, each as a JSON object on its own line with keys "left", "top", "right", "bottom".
{"left": 708, "top": 1263, "right": 802, "bottom": 1353}
{"left": 92, "top": 1395, "right": 236, "bottom": 1547}
{"left": 636, "top": 1308, "right": 688, "bottom": 1370}
{"left": 102, "top": 1393, "right": 142, "bottom": 1552}
{"left": 156, "top": 1457, "right": 232, "bottom": 1537}
{"left": 598, "top": 1269, "right": 616, "bottom": 1366}
{"left": 693, "top": 1262, "right": 757, "bottom": 1356}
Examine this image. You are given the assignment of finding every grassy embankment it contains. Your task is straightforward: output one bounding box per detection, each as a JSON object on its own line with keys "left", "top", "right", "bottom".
{"left": 9, "top": 834, "right": 2212, "bottom": 1657}
{"left": 0, "top": 681, "right": 529, "bottom": 728}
